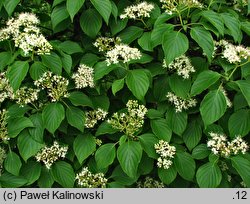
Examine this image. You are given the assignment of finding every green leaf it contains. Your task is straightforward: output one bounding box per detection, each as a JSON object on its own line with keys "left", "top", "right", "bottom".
{"left": 95, "top": 143, "right": 116, "bottom": 169}
{"left": 61, "top": 53, "right": 72, "bottom": 74}
{"left": 166, "top": 108, "right": 187, "bottom": 136}
{"left": 196, "top": 162, "right": 222, "bottom": 188}
{"left": 231, "top": 156, "right": 250, "bottom": 187}
{"left": 29, "top": 113, "right": 44, "bottom": 143}
{"left": 80, "top": 9, "right": 102, "bottom": 38}
{"left": 241, "top": 21, "right": 250, "bottom": 36}
{"left": 52, "top": 161, "right": 75, "bottom": 188}
{"left": 228, "top": 109, "right": 250, "bottom": 138}
{"left": 90, "top": 0, "right": 112, "bottom": 25}
{"left": 6, "top": 61, "right": 29, "bottom": 91}
{"left": 7, "top": 104, "right": 30, "bottom": 119}
{"left": 110, "top": 18, "right": 128, "bottom": 36}
{"left": 38, "top": 167, "right": 54, "bottom": 188}
{"left": 95, "top": 121, "right": 117, "bottom": 136}
{"left": 126, "top": 69, "right": 150, "bottom": 101}
{"left": 73, "top": 134, "right": 96, "bottom": 163}
{"left": 91, "top": 95, "right": 110, "bottom": 110}
{"left": 200, "top": 90, "right": 227, "bottom": 126}
{"left": 139, "top": 133, "right": 159, "bottom": 159}
{"left": 94, "top": 61, "right": 118, "bottom": 81}
{"left": 4, "top": 152, "right": 22, "bottom": 176}
{"left": 190, "top": 26, "right": 214, "bottom": 62}
{"left": 138, "top": 155, "right": 154, "bottom": 175}
{"left": 66, "top": 106, "right": 85, "bottom": 132}
{"left": 0, "top": 52, "right": 12, "bottom": 71}
{"left": 201, "top": 10, "right": 224, "bottom": 36}
{"left": 42, "top": 103, "right": 65, "bottom": 134}
{"left": 150, "top": 119, "right": 172, "bottom": 142}
{"left": 30, "top": 62, "right": 47, "bottom": 80}
{"left": 183, "top": 119, "right": 202, "bottom": 151}
{"left": 158, "top": 165, "right": 177, "bottom": 185}
{"left": 118, "top": 26, "right": 144, "bottom": 44}
{"left": 69, "top": 91, "right": 93, "bottom": 107}
{"left": 51, "top": 4, "right": 70, "bottom": 33}
{"left": 20, "top": 161, "right": 41, "bottom": 185}
{"left": 117, "top": 141, "right": 142, "bottom": 178}
{"left": 138, "top": 32, "right": 153, "bottom": 52}
{"left": 8, "top": 117, "right": 34, "bottom": 138}
{"left": 81, "top": 53, "right": 99, "bottom": 67}
{"left": 41, "top": 52, "right": 62, "bottom": 75}
{"left": 66, "top": 0, "right": 85, "bottom": 21}
{"left": 110, "top": 165, "right": 138, "bottom": 186}
{"left": 221, "top": 13, "right": 242, "bottom": 43}
{"left": 191, "top": 70, "right": 221, "bottom": 96}
{"left": 151, "top": 24, "right": 174, "bottom": 47}
{"left": 3, "top": 0, "right": 20, "bottom": 16}
{"left": 236, "top": 80, "right": 250, "bottom": 106}
{"left": 192, "top": 144, "right": 210, "bottom": 160}
{"left": 17, "top": 130, "right": 44, "bottom": 162}
{"left": 168, "top": 75, "right": 191, "bottom": 98}
{"left": 174, "top": 152, "right": 196, "bottom": 181}
{"left": 112, "top": 78, "right": 124, "bottom": 96}
{"left": 0, "top": 172, "right": 27, "bottom": 187}
{"left": 58, "top": 40, "right": 83, "bottom": 54}
{"left": 162, "top": 31, "right": 189, "bottom": 65}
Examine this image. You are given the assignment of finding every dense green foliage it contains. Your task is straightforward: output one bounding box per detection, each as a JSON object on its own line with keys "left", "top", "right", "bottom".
{"left": 0, "top": 0, "right": 250, "bottom": 188}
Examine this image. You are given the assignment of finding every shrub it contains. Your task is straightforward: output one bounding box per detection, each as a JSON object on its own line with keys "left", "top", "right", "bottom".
{"left": 0, "top": 0, "right": 250, "bottom": 188}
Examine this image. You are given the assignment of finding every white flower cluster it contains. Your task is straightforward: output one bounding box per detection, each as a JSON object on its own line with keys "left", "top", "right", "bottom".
{"left": 0, "top": 109, "right": 9, "bottom": 142}
{"left": 95, "top": 138, "right": 102, "bottom": 146}
{"left": 0, "top": 12, "right": 52, "bottom": 56}
{"left": 181, "top": 0, "right": 203, "bottom": 8}
{"left": 155, "top": 140, "right": 176, "bottom": 169}
{"left": 220, "top": 87, "right": 232, "bottom": 108}
{"left": 85, "top": 108, "right": 108, "bottom": 128}
{"left": 72, "top": 64, "right": 95, "bottom": 89}
{"left": 34, "top": 72, "right": 69, "bottom": 102}
{"left": 120, "top": 2, "right": 155, "bottom": 19}
{"left": 163, "top": 55, "right": 195, "bottom": 79}
{"left": 0, "top": 146, "right": 6, "bottom": 176}
{"left": 75, "top": 167, "right": 107, "bottom": 188}
{"left": 93, "top": 36, "right": 121, "bottom": 52}
{"left": 35, "top": 141, "right": 68, "bottom": 169}
{"left": 107, "top": 100, "right": 147, "bottom": 138}
{"left": 215, "top": 40, "right": 250, "bottom": 64}
{"left": 207, "top": 132, "right": 248, "bottom": 157}
{"left": 166, "top": 92, "right": 197, "bottom": 112}
{"left": 0, "top": 72, "right": 14, "bottom": 103}
{"left": 13, "top": 87, "right": 40, "bottom": 107}
{"left": 106, "top": 44, "right": 142, "bottom": 66}
{"left": 160, "top": 0, "right": 203, "bottom": 15}
{"left": 137, "top": 177, "right": 165, "bottom": 188}
{"left": 160, "top": 0, "right": 178, "bottom": 14}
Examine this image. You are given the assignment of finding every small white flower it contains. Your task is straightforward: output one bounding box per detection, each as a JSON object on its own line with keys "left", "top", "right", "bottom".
{"left": 35, "top": 141, "right": 68, "bottom": 169}
{"left": 85, "top": 108, "right": 108, "bottom": 128}
{"left": 120, "top": 2, "right": 155, "bottom": 19}
{"left": 107, "top": 100, "right": 147, "bottom": 138}
{"left": 207, "top": 132, "right": 249, "bottom": 157}
{"left": 93, "top": 36, "right": 121, "bottom": 52}
{"left": 106, "top": 44, "right": 141, "bottom": 66}
{"left": 163, "top": 55, "right": 195, "bottom": 79}
{"left": 75, "top": 167, "right": 107, "bottom": 188}
{"left": 155, "top": 140, "right": 176, "bottom": 169}
{"left": 34, "top": 71, "right": 69, "bottom": 102}
{"left": 137, "top": 177, "right": 165, "bottom": 188}
{"left": 166, "top": 92, "right": 197, "bottom": 112}
{"left": 72, "top": 64, "right": 95, "bottom": 89}
{"left": 0, "top": 12, "right": 52, "bottom": 56}
{"left": 215, "top": 40, "right": 250, "bottom": 64}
